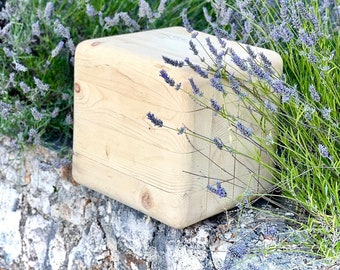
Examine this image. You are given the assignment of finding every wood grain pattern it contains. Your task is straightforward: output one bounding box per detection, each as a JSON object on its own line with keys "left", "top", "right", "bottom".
{"left": 73, "top": 27, "right": 282, "bottom": 228}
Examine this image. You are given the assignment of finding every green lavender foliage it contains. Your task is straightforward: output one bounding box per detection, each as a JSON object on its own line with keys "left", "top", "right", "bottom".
{"left": 161, "top": 0, "right": 339, "bottom": 258}
{"left": 0, "top": 0, "right": 208, "bottom": 152}
{"left": 0, "top": 0, "right": 339, "bottom": 260}
{"left": 221, "top": 0, "right": 340, "bottom": 258}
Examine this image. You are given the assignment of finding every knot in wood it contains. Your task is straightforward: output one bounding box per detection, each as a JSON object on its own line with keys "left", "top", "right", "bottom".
{"left": 74, "top": 83, "right": 81, "bottom": 93}
{"left": 141, "top": 191, "right": 153, "bottom": 210}
{"left": 91, "top": 41, "right": 102, "bottom": 47}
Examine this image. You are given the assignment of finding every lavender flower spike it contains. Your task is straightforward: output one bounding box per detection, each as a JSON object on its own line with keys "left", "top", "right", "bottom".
{"left": 189, "top": 40, "right": 199, "bottom": 55}
{"left": 210, "top": 77, "right": 224, "bottom": 93}
{"left": 188, "top": 78, "right": 202, "bottom": 96}
{"left": 318, "top": 144, "right": 331, "bottom": 159}
{"left": 207, "top": 181, "right": 227, "bottom": 198}
{"left": 210, "top": 99, "right": 222, "bottom": 112}
{"left": 213, "top": 137, "right": 224, "bottom": 149}
{"left": 181, "top": 9, "right": 194, "bottom": 33}
{"left": 51, "top": 41, "right": 64, "bottom": 58}
{"left": 162, "top": 56, "right": 184, "bottom": 67}
{"left": 309, "top": 84, "right": 320, "bottom": 102}
{"left": 236, "top": 121, "right": 253, "bottom": 137}
{"left": 147, "top": 112, "right": 163, "bottom": 127}
{"left": 159, "top": 69, "right": 175, "bottom": 86}
{"left": 230, "top": 49, "right": 248, "bottom": 71}
{"left": 206, "top": 37, "right": 218, "bottom": 57}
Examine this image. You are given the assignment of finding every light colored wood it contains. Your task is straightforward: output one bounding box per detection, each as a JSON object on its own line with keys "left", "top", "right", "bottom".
{"left": 73, "top": 27, "right": 283, "bottom": 228}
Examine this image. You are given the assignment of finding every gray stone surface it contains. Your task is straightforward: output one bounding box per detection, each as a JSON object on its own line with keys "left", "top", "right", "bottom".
{"left": 0, "top": 135, "right": 338, "bottom": 270}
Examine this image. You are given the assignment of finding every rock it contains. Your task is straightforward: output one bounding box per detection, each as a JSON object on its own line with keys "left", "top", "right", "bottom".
{"left": 0, "top": 136, "right": 337, "bottom": 269}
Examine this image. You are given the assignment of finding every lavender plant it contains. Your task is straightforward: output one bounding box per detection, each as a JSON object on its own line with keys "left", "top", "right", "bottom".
{"left": 149, "top": 0, "right": 339, "bottom": 259}
{"left": 0, "top": 0, "right": 338, "bottom": 260}
{"left": 0, "top": 0, "right": 208, "bottom": 154}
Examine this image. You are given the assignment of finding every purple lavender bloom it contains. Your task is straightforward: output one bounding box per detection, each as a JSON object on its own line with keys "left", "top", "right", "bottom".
{"left": 271, "top": 79, "right": 285, "bottom": 95}
{"left": 210, "top": 77, "right": 224, "bottom": 93}
{"left": 216, "top": 181, "right": 227, "bottom": 197}
{"left": 321, "top": 108, "right": 331, "bottom": 120}
{"left": 65, "top": 114, "right": 73, "bottom": 125}
{"left": 104, "top": 14, "right": 120, "bottom": 28}
{"left": 318, "top": 144, "right": 331, "bottom": 159}
{"left": 181, "top": 9, "right": 194, "bottom": 33}
{"left": 298, "top": 29, "right": 316, "bottom": 47}
{"left": 159, "top": 69, "right": 175, "bottom": 87}
{"left": 269, "top": 26, "right": 281, "bottom": 42}
{"left": 162, "top": 56, "right": 184, "bottom": 67}
{"left": 53, "top": 19, "right": 70, "bottom": 39}
{"left": 189, "top": 40, "right": 199, "bottom": 55}
{"left": 51, "top": 41, "right": 64, "bottom": 58}
{"left": 19, "top": 82, "right": 31, "bottom": 93}
{"left": 246, "top": 46, "right": 257, "bottom": 59}
{"left": 86, "top": 4, "right": 97, "bottom": 17}
{"left": 296, "top": 1, "right": 309, "bottom": 19}
{"left": 203, "top": 6, "right": 212, "bottom": 24}
{"left": 230, "top": 49, "right": 248, "bottom": 71}
{"left": 207, "top": 181, "right": 227, "bottom": 198}
{"left": 272, "top": 23, "right": 294, "bottom": 42}
{"left": 259, "top": 52, "right": 274, "bottom": 74}
{"left": 213, "top": 27, "right": 229, "bottom": 40}
{"left": 307, "top": 51, "right": 318, "bottom": 64}
{"left": 213, "top": 27, "right": 227, "bottom": 48}
{"left": 0, "top": 21, "right": 10, "bottom": 36}
{"left": 184, "top": 58, "right": 208, "bottom": 78}
{"left": 206, "top": 37, "right": 218, "bottom": 57}
{"left": 279, "top": 0, "right": 290, "bottom": 21}
{"left": 236, "top": 121, "right": 253, "bottom": 137}
{"left": 264, "top": 99, "right": 277, "bottom": 113}
{"left": 156, "top": 0, "right": 167, "bottom": 16}
{"left": 0, "top": 101, "right": 11, "bottom": 119}
{"left": 44, "top": 2, "right": 54, "bottom": 20}
{"left": 3, "top": 47, "right": 14, "bottom": 58}
{"left": 31, "top": 107, "right": 43, "bottom": 121}
{"left": 119, "top": 13, "right": 140, "bottom": 31}
{"left": 184, "top": 57, "right": 195, "bottom": 69}
{"left": 248, "top": 59, "right": 269, "bottom": 81}
{"left": 191, "top": 31, "right": 199, "bottom": 38}
{"left": 177, "top": 126, "right": 185, "bottom": 135}
{"left": 268, "top": 225, "right": 276, "bottom": 236}
{"left": 31, "top": 21, "right": 41, "bottom": 37}
{"left": 28, "top": 128, "right": 40, "bottom": 144}
{"left": 308, "top": 8, "right": 320, "bottom": 31}
{"left": 51, "top": 107, "right": 60, "bottom": 118}
{"left": 138, "top": 0, "right": 153, "bottom": 20}
{"left": 259, "top": 52, "right": 272, "bottom": 68}
{"left": 244, "top": 21, "right": 252, "bottom": 34}
{"left": 34, "top": 77, "right": 49, "bottom": 93}
{"left": 290, "top": 9, "right": 302, "bottom": 30}
{"left": 210, "top": 99, "right": 222, "bottom": 112}
{"left": 309, "top": 84, "right": 320, "bottom": 102}
{"left": 147, "top": 112, "right": 163, "bottom": 127}
{"left": 228, "top": 74, "right": 242, "bottom": 97}
{"left": 215, "top": 52, "right": 224, "bottom": 69}
{"left": 213, "top": 137, "right": 224, "bottom": 149}
{"left": 13, "top": 61, "right": 27, "bottom": 72}
{"left": 188, "top": 78, "right": 202, "bottom": 96}
{"left": 66, "top": 39, "right": 76, "bottom": 55}
{"left": 62, "top": 93, "right": 69, "bottom": 100}
{"left": 195, "top": 66, "right": 209, "bottom": 78}
{"left": 175, "top": 83, "right": 181, "bottom": 91}
{"left": 282, "top": 84, "right": 297, "bottom": 102}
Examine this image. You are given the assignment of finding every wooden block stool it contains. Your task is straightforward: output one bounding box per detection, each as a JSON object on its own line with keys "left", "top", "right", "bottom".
{"left": 72, "top": 27, "right": 283, "bottom": 228}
